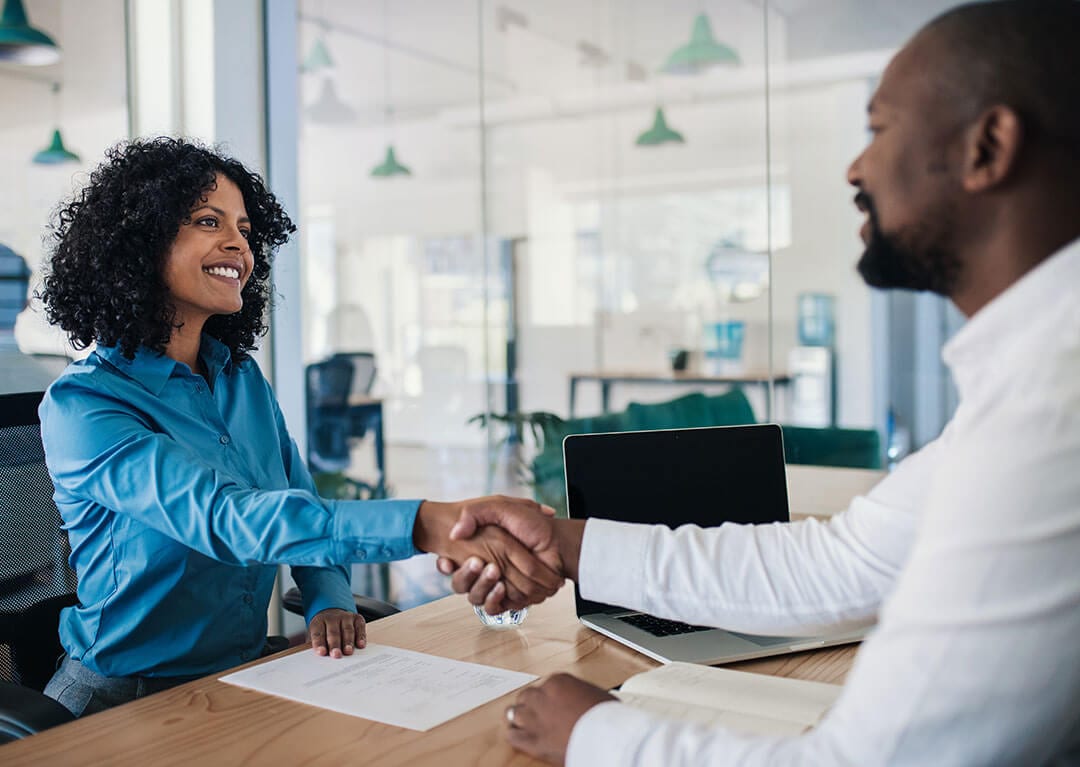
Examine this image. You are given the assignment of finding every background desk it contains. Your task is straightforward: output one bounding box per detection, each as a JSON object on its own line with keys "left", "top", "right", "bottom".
{"left": 568, "top": 369, "right": 790, "bottom": 418}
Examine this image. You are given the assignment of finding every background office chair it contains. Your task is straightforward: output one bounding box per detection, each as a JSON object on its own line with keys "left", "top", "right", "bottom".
{"left": 0, "top": 391, "right": 77, "bottom": 741}
{"left": 305, "top": 356, "right": 380, "bottom": 498}
{"left": 305, "top": 356, "right": 357, "bottom": 474}
{"left": 301, "top": 359, "right": 398, "bottom": 615}
{"left": 331, "top": 351, "right": 377, "bottom": 402}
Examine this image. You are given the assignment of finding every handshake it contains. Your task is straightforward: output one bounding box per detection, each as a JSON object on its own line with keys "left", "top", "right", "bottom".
{"left": 414, "top": 496, "right": 586, "bottom": 615}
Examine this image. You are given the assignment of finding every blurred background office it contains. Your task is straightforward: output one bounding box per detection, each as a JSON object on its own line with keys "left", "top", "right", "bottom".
{"left": 0, "top": 0, "right": 969, "bottom": 622}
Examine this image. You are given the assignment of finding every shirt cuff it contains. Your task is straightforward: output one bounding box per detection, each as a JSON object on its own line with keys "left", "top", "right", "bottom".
{"left": 578, "top": 518, "right": 651, "bottom": 606}
{"left": 330, "top": 498, "right": 422, "bottom": 563}
{"left": 291, "top": 565, "right": 356, "bottom": 622}
{"left": 567, "top": 701, "right": 658, "bottom": 767}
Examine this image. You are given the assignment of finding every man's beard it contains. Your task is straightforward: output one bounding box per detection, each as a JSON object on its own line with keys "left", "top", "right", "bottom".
{"left": 855, "top": 191, "right": 960, "bottom": 296}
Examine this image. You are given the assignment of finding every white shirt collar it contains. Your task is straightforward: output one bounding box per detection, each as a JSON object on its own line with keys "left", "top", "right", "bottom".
{"left": 943, "top": 236, "right": 1080, "bottom": 389}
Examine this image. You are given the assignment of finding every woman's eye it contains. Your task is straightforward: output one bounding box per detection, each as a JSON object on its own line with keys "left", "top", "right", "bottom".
{"left": 197, "top": 216, "right": 219, "bottom": 227}
{"left": 240, "top": 229, "right": 252, "bottom": 240}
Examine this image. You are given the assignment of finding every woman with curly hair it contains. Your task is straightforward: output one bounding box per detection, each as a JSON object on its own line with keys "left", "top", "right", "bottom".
{"left": 36, "top": 137, "right": 561, "bottom": 717}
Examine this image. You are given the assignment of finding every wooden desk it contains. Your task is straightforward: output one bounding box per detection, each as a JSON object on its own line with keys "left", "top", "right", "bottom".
{"left": 568, "top": 370, "right": 791, "bottom": 418}
{"left": 1, "top": 587, "right": 857, "bottom": 766}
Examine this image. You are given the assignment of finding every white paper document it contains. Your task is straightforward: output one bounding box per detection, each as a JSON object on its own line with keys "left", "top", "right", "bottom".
{"left": 219, "top": 643, "right": 537, "bottom": 731}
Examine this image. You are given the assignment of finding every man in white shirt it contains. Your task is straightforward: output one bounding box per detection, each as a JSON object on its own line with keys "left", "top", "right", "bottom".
{"left": 442, "top": 1, "right": 1080, "bottom": 764}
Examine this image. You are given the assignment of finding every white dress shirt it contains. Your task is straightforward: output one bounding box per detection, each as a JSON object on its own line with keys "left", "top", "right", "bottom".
{"left": 569, "top": 237, "right": 1080, "bottom": 766}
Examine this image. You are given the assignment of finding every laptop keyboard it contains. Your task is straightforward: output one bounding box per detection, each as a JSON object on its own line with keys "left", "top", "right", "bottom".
{"left": 618, "top": 613, "right": 712, "bottom": 637}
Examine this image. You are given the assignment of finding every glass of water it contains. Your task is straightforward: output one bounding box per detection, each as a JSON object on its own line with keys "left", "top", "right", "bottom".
{"left": 474, "top": 605, "right": 528, "bottom": 628}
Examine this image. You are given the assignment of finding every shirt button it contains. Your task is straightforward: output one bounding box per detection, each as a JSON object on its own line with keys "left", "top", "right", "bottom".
{"left": 243, "top": 593, "right": 253, "bottom": 605}
{"left": 219, "top": 434, "right": 231, "bottom": 445}
{"left": 356, "top": 549, "right": 367, "bottom": 560}
{"left": 240, "top": 650, "right": 251, "bottom": 661}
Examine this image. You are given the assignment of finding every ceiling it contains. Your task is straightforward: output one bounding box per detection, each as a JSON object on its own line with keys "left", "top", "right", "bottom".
{"left": 299, "top": 0, "right": 962, "bottom": 120}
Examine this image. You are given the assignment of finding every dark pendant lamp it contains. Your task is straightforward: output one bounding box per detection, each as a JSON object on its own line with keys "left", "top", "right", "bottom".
{"left": 370, "top": 145, "right": 410, "bottom": 177}
{"left": 635, "top": 107, "right": 685, "bottom": 146}
{"left": 0, "top": 0, "right": 61, "bottom": 65}
{"left": 32, "top": 83, "right": 79, "bottom": 165}
{"left": 662, "top": 13, "right": 739, "bottom": 75}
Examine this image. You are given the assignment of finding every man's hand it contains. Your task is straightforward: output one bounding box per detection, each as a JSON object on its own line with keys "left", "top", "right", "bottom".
{"left": 435, "top": 503, "right": 587, "bottom": 614}
{"left": 504, "top": 674, "right": 616, "bottom": 765}
{"left": 414, "top": 496, "right": 565, "bottom": 608}
{"left": 308, "top": 608, "right": 366, "bottom": 658}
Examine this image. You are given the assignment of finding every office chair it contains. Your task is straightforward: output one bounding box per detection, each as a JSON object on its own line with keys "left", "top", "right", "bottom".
{"left": 305, "top": 357, "right": 381, "bottom": 497}
{"left": 330, "top": 351, "right": 377, "bottom": 401}
{"left": 305, "top": 356, "right": 355, "bottom": 474}
{"left": 0, "top": 391, "right": 78, "bottom": 740}
{"left": 302, "top": 358, "right": 397, "bottom": 611}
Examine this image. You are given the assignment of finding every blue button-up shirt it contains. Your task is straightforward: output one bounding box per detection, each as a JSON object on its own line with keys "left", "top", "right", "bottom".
{"left": 39, "top": 336, "right": 420, "bottom": 677}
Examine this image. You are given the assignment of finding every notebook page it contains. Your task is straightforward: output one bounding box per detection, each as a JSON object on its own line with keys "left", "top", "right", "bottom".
{"left": 618, "top": 662, "right": 841, "bottom": 727}
{"left": 615, "top": 691, "right": 810, "bottom": 737}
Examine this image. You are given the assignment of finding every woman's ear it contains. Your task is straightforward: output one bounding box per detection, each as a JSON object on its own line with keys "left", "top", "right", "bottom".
{"left": 961, "top": 105, "right": 1023, "bottom": 193}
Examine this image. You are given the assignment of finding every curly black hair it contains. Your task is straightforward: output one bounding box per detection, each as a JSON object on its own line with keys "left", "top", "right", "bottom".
{"left": 39, "top": 137, "right": 295, "bottom": 360}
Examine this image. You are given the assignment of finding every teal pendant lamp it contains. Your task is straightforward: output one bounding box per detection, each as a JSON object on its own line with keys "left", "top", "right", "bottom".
{"left": 662, "top": 13, "right": 739, "bottom": 74}
{"left": 33, "top": 128, "right": 79, "bottom": 164}
{"left": 370, "top": 145, "right": 411, "bottom": 177}
{"left": 0, "top": 0, "right": 61, "bottom": 65}
{"left": 635, "top": 107, "right": 685, "bottom": 146}
{"left": 301, "top": 37, "right": 333, "bottom": 73}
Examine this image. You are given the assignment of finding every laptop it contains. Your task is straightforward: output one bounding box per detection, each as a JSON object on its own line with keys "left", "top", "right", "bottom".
{"left": 565, "top": 424, "right": 866, "bottom": 665}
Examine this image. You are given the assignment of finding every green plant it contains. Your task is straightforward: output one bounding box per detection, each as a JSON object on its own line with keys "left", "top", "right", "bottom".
{"left": 468, "top": 411, "right": 570, "bottom": 515}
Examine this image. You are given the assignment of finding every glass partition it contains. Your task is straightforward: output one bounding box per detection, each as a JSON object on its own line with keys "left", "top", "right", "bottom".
{"left": 0, "top": 0, "right": 129, "bottom": 395}
{"left": 767, "top": 0, "right": 965, "bottom": 475}
{"left": 291, "top": 0, "right": 971, "bottom": 607}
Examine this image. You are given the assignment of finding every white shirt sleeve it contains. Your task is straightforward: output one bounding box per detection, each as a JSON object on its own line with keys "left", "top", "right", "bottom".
{"left": 577, "top": 434, "right": 940, "bottom": 635}
{"left": 568, "top": 400, "right": 1080, "bottom": 766}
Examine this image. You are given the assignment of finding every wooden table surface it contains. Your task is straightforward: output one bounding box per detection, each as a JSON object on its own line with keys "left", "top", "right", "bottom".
{"left": 4, "top": 466, "right": 874, "bottom": 764}
{"left": 1, "top": 585, "right": 858, "bottom": 766}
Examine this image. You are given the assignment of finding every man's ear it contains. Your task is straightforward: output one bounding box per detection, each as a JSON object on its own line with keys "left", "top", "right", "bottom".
{"left": 962, "top": 105, "right": 1023, "bottom": 193}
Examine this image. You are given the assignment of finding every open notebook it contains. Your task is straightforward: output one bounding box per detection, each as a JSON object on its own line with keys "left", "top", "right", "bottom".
{"left": 614, "top": 662, "right": 842, "bottom": 737}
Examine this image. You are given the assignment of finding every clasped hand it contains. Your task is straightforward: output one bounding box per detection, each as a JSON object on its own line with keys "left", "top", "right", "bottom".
{"left": 415, "top": 495, "right": 573, "bottom": 612}
{"left": 431, "top": 497, "right": 585, "bottom": 614}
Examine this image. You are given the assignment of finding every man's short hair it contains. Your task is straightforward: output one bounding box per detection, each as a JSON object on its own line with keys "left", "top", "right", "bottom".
{"left": 926, "top": 1, "right": 1080, "bottom": 158}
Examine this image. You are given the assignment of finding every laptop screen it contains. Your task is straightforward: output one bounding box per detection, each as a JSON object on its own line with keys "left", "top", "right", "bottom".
{"left": 564, "top": 424, "right": 789, "bottom": 617}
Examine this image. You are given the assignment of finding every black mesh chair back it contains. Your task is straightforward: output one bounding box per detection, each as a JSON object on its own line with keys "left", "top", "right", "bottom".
{"left": 0, "top": 391, "right": 78, "bottom": 693}
{"left": 330, "top": 352, "right": 377, "bottom": 398}
{"left": 305, "top": 357, "right": 354, "bottom": 473}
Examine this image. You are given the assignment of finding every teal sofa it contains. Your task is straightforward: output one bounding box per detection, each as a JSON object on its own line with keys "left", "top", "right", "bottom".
{"left": 528, "top": 389, "right": 881, "bottom": 515}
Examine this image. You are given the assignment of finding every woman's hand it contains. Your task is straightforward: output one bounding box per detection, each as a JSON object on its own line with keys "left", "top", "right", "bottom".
{"left": 309, "top": 608, "right": 366, "bottom": 658}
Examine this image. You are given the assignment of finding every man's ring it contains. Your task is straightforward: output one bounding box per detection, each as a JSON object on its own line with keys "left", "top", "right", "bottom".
{"left": 505, "top": 705, "right": 517, "bottom": 725}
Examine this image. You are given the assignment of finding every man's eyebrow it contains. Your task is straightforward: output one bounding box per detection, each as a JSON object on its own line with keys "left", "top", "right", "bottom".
{"left": 190, "top": 204, "right": 251, "bottom": 223}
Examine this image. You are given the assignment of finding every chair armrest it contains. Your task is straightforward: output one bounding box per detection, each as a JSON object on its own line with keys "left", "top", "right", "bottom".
{"left": 0, "top": 681, "right": 75, "bottom": 744}
{"left": 281, "top": 587, "right": 400, "bottom": 623}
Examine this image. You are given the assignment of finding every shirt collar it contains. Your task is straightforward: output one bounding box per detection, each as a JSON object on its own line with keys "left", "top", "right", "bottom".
{"left": 96, "top": 334, "right": 235, "bottom": 396}
{"left": 943, "top": 235, "right": 1080, "bottom": 386}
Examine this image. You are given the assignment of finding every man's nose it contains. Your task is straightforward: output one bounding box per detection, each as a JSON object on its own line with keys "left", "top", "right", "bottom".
{"left": 846, "top": 151, "right": 864, "bottom": 187}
